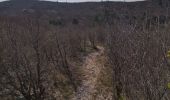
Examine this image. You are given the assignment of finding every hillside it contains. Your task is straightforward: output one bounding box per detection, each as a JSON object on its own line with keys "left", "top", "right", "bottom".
{"left": 0, "top": 0, "right": 170, "bottom": 100}
{"left": 0, "top": 0, "right": 152, "bottom": 17}
{"left": 0, "top": 0, "right": 167, "bottom": 28}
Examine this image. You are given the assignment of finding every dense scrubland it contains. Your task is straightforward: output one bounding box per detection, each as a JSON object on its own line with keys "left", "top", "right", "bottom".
{"left": 0, "top": 0, "right": 170, "bottom": 100}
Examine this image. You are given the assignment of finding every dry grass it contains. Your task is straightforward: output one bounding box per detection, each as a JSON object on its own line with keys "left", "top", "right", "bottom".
{"left": 51, "top": 46, "right": 100, "bottom": 100}
{"left": 92, "top": 52, "right": 113, "bottom": 100}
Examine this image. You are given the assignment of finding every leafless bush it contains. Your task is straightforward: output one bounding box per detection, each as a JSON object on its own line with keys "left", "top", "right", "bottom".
{"left": 0, "top": 15, "right": 91, "bottom": 99}
{"left": 107, "top": 18, "right": 170, "bottom": 100}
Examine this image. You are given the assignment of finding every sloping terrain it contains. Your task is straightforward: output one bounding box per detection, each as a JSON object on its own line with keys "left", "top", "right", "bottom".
{"left": 72, "top": 46, "right": 104, "bottom": 100}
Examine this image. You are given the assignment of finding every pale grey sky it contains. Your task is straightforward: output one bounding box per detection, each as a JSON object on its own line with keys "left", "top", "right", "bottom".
{"left": 0, "top": 0, "right": 144, "bottom": 2}
{"left": 0, "top": 0, "right": 7, "bottom": 1}
{"left": 43, "top": 0, "right": 144, "bottom": 2}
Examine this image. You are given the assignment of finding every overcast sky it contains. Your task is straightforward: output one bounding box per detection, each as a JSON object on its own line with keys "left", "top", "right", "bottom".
{"left": 0, "top": 0, "right": 144, "bottom": 3}
{"left": 45, "top": 0, "right": 144, "bottom": 2}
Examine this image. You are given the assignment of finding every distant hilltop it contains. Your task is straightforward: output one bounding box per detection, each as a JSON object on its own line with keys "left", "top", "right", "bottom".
{"left": 0, "top": 0, "right": 167, "bottom": 17}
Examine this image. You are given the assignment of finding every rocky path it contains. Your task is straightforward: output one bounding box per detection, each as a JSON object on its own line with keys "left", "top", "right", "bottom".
{"left": 73, "top": 46, "right": 104, "bottom": 100}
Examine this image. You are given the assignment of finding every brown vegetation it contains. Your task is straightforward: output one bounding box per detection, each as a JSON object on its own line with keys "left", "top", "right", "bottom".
{"left": 0, "top": 0, "right": 170, "bottom": 100}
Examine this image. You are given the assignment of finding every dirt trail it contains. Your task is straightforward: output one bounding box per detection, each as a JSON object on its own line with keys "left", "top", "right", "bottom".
{"left": 73, "top": 46, "right": 104, "bottom": 100}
